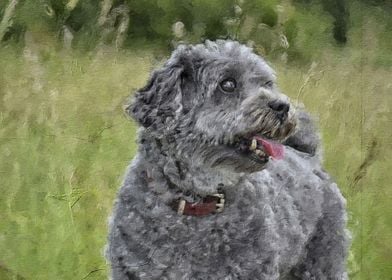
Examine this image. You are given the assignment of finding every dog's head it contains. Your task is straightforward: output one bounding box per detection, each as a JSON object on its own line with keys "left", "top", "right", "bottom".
{"left": 128, "top": 40, "right": 296, "bottom": 173}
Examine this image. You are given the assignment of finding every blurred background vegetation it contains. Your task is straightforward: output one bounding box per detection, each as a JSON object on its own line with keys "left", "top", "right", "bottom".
{"left": 0, "top": 0, "right": 391, "bottom": 279}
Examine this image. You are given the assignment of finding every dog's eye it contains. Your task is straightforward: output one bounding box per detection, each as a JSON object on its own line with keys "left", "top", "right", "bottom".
{"left": 220, "top": 78, "right": 237, "bottom": 93}
{"left": 264, "top": 80, "right": 273, "bottom": 88}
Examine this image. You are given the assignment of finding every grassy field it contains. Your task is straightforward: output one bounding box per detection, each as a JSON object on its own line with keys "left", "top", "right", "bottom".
{"left": 0, "top": 40, "right": 391, "bottom": 279}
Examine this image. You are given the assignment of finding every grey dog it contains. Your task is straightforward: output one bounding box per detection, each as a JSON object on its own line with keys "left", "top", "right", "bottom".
{"left": 107, "top": 40, "right": 349, "bottom": 279}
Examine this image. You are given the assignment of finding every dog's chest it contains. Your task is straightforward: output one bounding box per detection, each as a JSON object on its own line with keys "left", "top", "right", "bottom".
{"left": 114, "top": 151, "right": 326, "bottom": 279}
{"left": 118, "top": 167, "right": 324, "bottom": 279}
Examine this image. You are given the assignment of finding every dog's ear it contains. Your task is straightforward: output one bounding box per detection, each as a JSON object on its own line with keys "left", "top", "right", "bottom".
{"left": 126, "top": 52, "right": 192, "bottom": 129}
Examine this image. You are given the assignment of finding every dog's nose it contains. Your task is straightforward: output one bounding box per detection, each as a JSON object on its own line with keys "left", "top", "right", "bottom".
{"left": 268, "top": 100, "right": 290, "bottom": 122}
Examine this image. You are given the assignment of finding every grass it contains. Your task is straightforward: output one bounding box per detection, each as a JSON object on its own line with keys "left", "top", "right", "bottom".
{"left": 0, "top": 40, "right": 391, "bottom": 279}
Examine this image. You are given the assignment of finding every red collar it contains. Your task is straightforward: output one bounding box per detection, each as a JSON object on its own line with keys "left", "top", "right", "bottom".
{"left": 170, "top": 193, "right": 225, "bottom": 216}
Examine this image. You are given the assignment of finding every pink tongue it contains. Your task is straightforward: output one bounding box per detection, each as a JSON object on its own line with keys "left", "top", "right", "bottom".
{"left": 254, "top": 136, "right": 285, "bottom": 160}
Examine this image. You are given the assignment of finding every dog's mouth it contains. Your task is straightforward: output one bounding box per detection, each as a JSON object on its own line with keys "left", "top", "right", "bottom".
{"left": 231, "top": 134, "right": 285, "bottom": 164}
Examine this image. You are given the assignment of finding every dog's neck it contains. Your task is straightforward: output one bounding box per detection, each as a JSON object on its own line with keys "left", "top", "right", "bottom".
{"left": 137, "top": 129, "right": 244, "bottom": 196}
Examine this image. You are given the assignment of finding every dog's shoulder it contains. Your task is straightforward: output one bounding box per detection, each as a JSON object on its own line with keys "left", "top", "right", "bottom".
{"left": 249, "top": 147, "right": 328, "bottom": 211}
{"left": 284, "top": 110, "right": 320, "bottom": 156}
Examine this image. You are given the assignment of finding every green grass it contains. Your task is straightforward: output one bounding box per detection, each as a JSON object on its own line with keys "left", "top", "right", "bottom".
{"left": 0, "top": 42, "right": 391, "bottom": 279}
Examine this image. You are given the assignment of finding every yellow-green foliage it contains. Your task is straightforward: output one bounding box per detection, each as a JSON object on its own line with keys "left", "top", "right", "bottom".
{"left": 0, "top": 44, "right": 391, "bottom": 280}
{"left": 0, "top": 46, "right": 151, "bottom": 279}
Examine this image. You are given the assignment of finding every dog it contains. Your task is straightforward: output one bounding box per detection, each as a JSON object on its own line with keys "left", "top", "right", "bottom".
{"left": 107, "top": 40, "right": 349, "bottom": 279}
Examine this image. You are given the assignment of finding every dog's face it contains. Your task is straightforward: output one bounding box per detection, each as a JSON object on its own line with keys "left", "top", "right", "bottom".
{"left": 129, "top": 40, "right": 296, "bottom": 173}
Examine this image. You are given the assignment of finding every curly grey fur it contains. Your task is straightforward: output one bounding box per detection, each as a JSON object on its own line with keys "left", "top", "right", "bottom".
{"left": 107, "top": 40, "right": 349, "bottom": 279}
